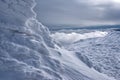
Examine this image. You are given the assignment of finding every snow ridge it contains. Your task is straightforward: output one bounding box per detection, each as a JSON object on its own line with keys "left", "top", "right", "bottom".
{"left": 0, "top": 0, "right": 59, "bottom": 80}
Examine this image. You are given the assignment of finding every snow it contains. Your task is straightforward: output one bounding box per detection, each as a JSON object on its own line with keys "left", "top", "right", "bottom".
{"left": 63, "top": 30, "right": 120, "bottom": 80}
{"left": 57, "top": 48, "right": 115, "bottom": 80}
{"left": 0, "top": 0, "right": 117, "bottom": 80}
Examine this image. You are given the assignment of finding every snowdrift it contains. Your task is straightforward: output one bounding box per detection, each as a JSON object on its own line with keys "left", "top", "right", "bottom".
{"left": 66, "top": 30, "right": 120, "bottom": 80}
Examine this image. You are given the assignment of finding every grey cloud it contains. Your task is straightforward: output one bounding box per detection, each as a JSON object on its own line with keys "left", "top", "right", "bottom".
{"left": 35, "top": 0, "right": 120, "bottom": 26}
{"left": 103, "top": 8, "right": 120, "bottom": 21}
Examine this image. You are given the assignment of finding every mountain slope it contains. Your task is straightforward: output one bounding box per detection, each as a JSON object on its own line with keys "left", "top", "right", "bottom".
{"left": 66, "top": 30, "right": 120, "bottom": 80}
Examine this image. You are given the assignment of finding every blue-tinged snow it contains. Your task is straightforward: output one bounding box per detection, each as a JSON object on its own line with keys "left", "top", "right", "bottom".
{"left": 0, "top": 0, "right": 116, "bottom": 80}
{"left": 52, "top": 28, "right": 120, "bottom": 80}
{"left": 66, "top": 30, "right": 120, "bottom": 80}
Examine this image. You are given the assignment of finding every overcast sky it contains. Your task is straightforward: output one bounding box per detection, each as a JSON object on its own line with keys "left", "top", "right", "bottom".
{"left": 35, "top": 0, "right": 120, "bottom": 26}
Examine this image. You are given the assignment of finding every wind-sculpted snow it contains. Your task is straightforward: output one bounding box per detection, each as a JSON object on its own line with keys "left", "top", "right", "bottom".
{"left": 67, "top": 30, "right": 120, "bottom": 80}
{"left": 0, "top": 0, "right": 60, "bottom": 80}
{"left": 0, "top": 0, "right": 116, "bottom": 80}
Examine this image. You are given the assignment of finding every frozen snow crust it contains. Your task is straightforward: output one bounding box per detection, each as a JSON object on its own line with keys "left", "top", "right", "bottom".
{"left": 0, "top": 0, "right": 116, "bottom": 80}
{"left": 67, "top": 30, "right": 120, "bottom": 80}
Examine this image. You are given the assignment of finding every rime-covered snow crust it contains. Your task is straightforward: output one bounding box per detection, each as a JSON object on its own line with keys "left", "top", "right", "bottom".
{"left": 0, "top": 0, "right": 60, "bottom": 80}
{"left": 0, "top": 0, "right": 116, "bottom": 80}
{"left": 66, "top": 30, "right": 120, "bottom": 80}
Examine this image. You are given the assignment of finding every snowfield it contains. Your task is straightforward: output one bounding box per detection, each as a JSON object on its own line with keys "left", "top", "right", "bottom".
{"left": 0, "top": 0, "right": 118, "bottom": 80}
{"left": 52, "top": 29, "right": 120, "bottom": 80}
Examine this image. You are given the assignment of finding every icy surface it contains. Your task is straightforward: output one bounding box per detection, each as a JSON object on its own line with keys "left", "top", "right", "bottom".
{"left": 0, "top": 0, "right": 116, "bottom": 80}
{"left": 62, "top": 30, "right": 120, "bottom": 80}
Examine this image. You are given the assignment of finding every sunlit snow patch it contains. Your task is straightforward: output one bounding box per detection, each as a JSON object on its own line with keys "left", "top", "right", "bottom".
{"left": 51, "top": 31, "right": 108, "bottom": 44}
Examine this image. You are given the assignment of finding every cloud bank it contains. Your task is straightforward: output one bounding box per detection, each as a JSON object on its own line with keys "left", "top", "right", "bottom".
{"left": 35, "top": 0, "right": 120, "bottom": 26}
{"left": 51, "top": 31, "right": 108, "bottom": 44}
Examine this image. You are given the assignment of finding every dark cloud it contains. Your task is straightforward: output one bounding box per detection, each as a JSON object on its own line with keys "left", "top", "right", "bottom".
{"left": 103, "top": 8, "right": 120, "bottom": 21}
{"left": 34, "top": 0, "right": 120, "bottom": 26}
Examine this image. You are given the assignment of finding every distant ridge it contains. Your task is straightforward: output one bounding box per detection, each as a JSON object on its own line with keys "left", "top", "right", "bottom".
{"left": 47, "top": 24, "right": 120, "bottom": 31}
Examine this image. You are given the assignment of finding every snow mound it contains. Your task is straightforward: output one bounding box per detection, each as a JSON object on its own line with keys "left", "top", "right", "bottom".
{"left": 0, "top": 0, "right": 60, "bottom": 80}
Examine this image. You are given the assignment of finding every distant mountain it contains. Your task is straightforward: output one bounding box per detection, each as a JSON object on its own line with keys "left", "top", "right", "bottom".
{"left": 46, "top": 24, "right": 120, "bottom": 31}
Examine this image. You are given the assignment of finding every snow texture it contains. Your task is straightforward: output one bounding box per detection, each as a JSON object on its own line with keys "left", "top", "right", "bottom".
{"left": 0, "top": 0, "right": 116, "bottom": 80}
{"left": 65, "top": 30, "right": 120, "bottom": 80}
